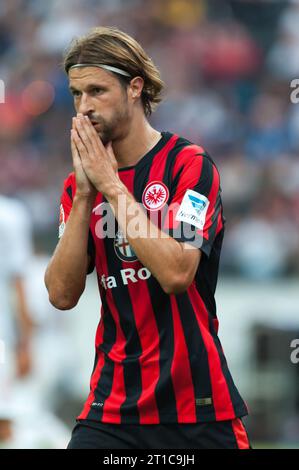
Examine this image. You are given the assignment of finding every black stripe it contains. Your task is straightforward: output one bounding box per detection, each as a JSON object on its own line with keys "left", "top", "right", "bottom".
{"left": 66, "top": 185, "right": 72, "bottom": 201}
{"left": 133, "top": 132, "right": 174, "bottom": 202}
{"left": 87, "top": 232, "right": 96, "bottom": 274}
{"left": 188, "top": 155, "right": 215, "bottom": 254}
{"left": 193, "top": 154, "right": 214, "bottom": 197}
{"left": 207, "top": 192, "right": 222, "bottom": 249}
{"left": 194, "top": 231, "right": 248, "bottom": 418}
{"left": 170, "top": 165, "right": 184, "bottom": 198}
{"left": 176, "top": 293, "right": 216, "bottom": 421}
{"left": 162, "top": 137, "right": 192, "bottom": 190}
{"left": 87, "top": 355, "right": 115, "bottom": 421}
{"left": 145, "top": 277, "right": 178, "bottom": 421}
{"left": 86, "top": 293, "right": 117, "bottom": 421}
{"left": 195, "top": 235, "right": 221, "bottom": 317}
{"left": 208, "top": 313, "right": 248, "bottom": 418}
{"left": 135, "top": 131, "right": 174, "bottom": 173}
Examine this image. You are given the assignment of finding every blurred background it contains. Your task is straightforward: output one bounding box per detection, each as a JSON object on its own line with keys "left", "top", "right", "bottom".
{"left": 0, "top": 0, "right": 299, "bottom": 448}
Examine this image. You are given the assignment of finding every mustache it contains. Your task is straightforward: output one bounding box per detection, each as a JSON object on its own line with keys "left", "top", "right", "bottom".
{"left": 87, "top": 115, "right": 103, "bottom": 124}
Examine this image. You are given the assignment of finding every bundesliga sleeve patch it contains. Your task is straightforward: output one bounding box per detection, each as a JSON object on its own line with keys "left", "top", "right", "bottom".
{"left": 58, "top": 204, "right": 66, "bottom": 238}
{"left": 175, "top": 189, "right": 210, "bottom": 230}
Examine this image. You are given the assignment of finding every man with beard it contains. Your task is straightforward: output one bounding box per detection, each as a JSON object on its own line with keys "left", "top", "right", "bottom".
{"left": 45, "top": 26, "right": 250, "bottom": 449}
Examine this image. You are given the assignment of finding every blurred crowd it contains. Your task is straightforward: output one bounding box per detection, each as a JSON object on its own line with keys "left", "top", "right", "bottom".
{"left": 0, "top": 0, "right": 298, "bottom": 279}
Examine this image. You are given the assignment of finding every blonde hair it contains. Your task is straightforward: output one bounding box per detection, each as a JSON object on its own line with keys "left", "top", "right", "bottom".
{"left": 63, "top": 26, "right": 164, "bottom": 116}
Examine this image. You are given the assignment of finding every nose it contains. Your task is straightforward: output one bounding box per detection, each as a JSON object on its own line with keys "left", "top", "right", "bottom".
{"left": 77, "top": 92, "right": 95, "bottom": 116}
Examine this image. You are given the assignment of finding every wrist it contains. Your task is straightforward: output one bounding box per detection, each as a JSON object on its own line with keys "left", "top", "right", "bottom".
{"left": 104, "top": 182, "right": 129, "bottom": 202}
{"left": 73, "top": 193, "right": 96, "bottom": 207}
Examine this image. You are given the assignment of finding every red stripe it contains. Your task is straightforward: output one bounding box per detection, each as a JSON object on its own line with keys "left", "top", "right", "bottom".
{"left": 163, "top": 153, "right": 205, "bottom": 231}
{"left": 188, "top": 283, "right": 235, "bottom": 420}
{"left": 148, "top": 134, "right": 179, "bottom": 182}
{"left": 121, "top": 169, "right": 160, "bottom": 424}
{"left": 170, "top": 296, "right": 197, "bottom": 422}
{"left": 232, "top": 418, "right": 250, "bottom": 449}
{"left": 172, "top": 145, "right": 205, "bottom": 180}
{"left": 101, "top": 361, "right": 125, "bottom": 424}
{"left": 78, "top": 323, "right": 105, "bottom": 419}
{"left": 61, "top": 173, "right": 75, "bottom": 221}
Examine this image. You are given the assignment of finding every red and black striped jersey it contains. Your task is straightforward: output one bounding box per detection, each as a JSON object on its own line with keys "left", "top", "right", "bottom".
{"left": 59, "top": 131, "right": 248, "bottom": 424}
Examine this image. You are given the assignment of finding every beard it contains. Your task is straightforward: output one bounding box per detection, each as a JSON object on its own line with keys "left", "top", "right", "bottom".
{"left": 90, "top": 100, "right": 130, "bottom": 146}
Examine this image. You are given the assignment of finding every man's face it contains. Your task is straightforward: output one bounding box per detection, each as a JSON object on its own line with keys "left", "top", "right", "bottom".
{"left": 68, "top": 66, "right": 131, "bottom": 145}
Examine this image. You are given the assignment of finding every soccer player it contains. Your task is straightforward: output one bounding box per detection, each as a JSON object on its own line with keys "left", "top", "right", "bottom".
{"left": 0, "top": 195, "right": 33, "bottom": 444}
{"left": 45, "top": 26, "right": 251, "bottom": 449}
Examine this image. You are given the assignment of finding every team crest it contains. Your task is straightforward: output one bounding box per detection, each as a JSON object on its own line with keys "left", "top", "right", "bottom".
{"left": 114, "top": 229, "right": 137, "bottom": 262}
{"left": 58, "top": 204, "right": 65, "bottom": 238}
{"left": 142, "top": 181, "right": 169, "bottom": 211}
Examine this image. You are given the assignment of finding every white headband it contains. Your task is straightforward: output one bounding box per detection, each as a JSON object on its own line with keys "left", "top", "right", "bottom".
{"left": 69, "top": 63, "right": 131, "bottom": 77}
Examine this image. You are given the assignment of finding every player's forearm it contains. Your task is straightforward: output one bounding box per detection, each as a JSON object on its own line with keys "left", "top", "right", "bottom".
{"left": 106, "top": 186, "right": 194, "bottom": 294}
{"left": 45, "top": 195, "right": 94, "bottom": 309}
{"left": 14, "top": 277, "right": 33, "bottom": 344}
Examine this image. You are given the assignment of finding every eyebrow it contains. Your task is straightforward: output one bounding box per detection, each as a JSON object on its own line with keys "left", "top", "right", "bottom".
{"left": 69, "top": 84, "right": 107, "bottom": 92}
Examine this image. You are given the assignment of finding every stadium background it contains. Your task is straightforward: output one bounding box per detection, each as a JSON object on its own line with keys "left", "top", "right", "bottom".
{"left": 1, "top": 0, "right": 299, "bottom": 448}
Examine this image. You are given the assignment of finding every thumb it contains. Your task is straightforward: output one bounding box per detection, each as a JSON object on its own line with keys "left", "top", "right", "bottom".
{"left": 106, "top": 141, "right": 114, "bottom": 156}
{"left": 106, "top": 142, "right": 118, "bottom": 169}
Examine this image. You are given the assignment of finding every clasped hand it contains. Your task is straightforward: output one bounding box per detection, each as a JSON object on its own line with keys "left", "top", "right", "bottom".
{"left": 71, "top": 113, "right": 119, "bottom": 196}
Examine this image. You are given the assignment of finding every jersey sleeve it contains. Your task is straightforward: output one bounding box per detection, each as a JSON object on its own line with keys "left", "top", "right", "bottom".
{"left": 162, "top": 149, "right": 224, "bottom": 257}
{"left": 59, "top": 173, "right": 95, "bottom": 274}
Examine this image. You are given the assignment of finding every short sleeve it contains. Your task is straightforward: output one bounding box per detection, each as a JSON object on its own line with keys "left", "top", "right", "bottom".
{"left": 59, "top": 173, "right": 95, "bottom": 274}
{"left": 163, "top": 149, "right": 224, "bottom": 257}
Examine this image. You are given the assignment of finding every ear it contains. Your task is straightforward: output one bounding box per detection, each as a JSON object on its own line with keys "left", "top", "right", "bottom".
{"left": 128, "top": 76, "right": 144, "bottom": 101}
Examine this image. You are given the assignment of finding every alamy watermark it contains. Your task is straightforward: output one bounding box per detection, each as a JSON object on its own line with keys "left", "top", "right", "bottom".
{"left": 290, "top": 339, "right": 299, "bottom": 364}
{"left": 60, "top": 199, "right": 206, "bottom": 250}
{"left": 290, "top": 79, "right": 299, "bottom": 104}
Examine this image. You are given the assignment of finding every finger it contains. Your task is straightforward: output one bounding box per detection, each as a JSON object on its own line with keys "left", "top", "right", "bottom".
{"left": 75, "top": 116, "right": 94, "bottom": 154}
{"left": 71, "top": 128, "right": 88, "bottom": 163}
{"left": 80, "top": 115, "right": 107, "bottom": 158}
{"left": 105, "top": 141, "right": 113, "bottom": 155}
{"left": 106, "top": 142, "right": 118, "bottom": 166}
{"left": 81, "top": 115, "right": 108, "bottom": 154}
{"left": 76, "top": 115, "right": 103, "bottom": 156}
{"left": 71, "top": 130, "right": 82, "bottom": 166}
{"left": 71, "top": 133, "right": 86, "bottom": 176}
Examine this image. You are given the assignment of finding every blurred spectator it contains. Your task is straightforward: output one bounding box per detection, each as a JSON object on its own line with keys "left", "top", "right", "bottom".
{"left": 0, "top": 195, "right": 71, "bottom": 448}
{"left": 0, "top": 195, "right": 34, "bottom": 444}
